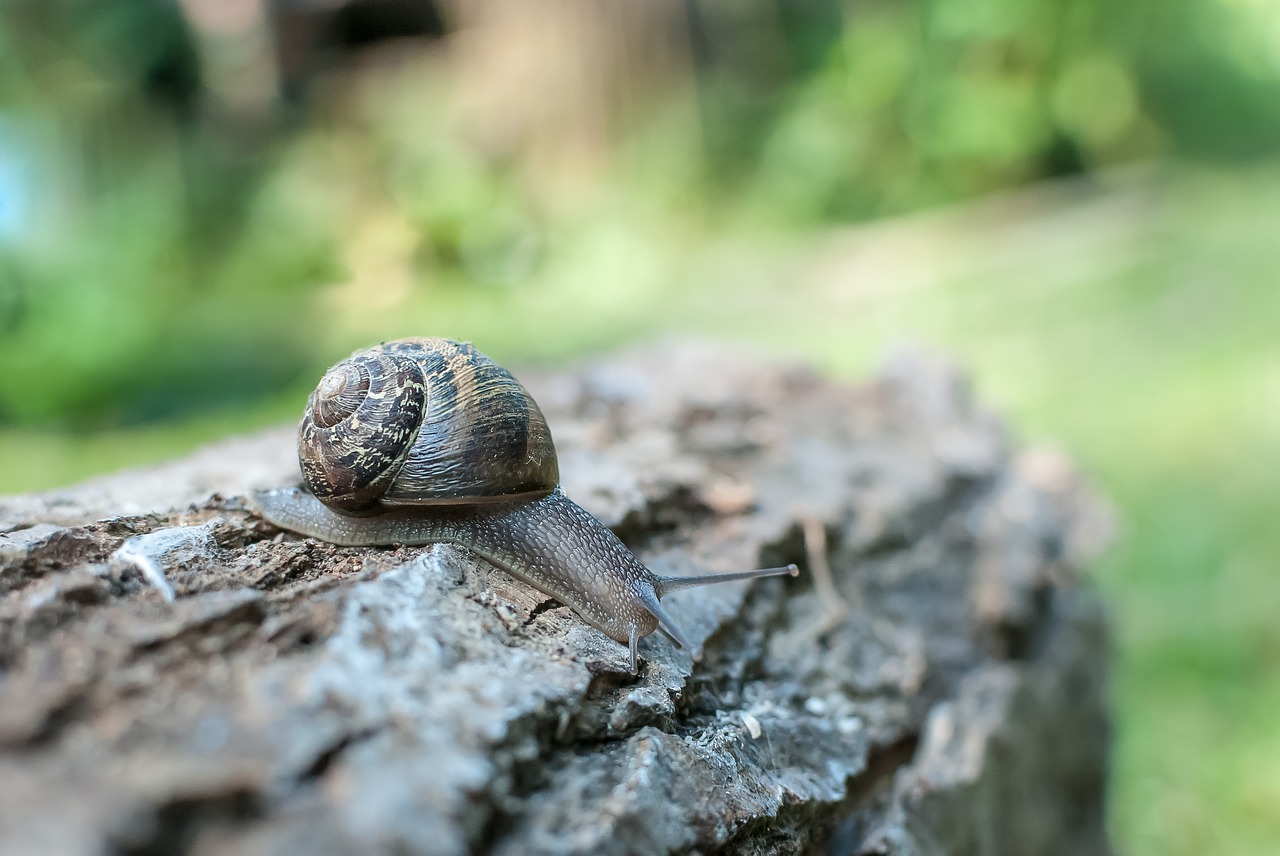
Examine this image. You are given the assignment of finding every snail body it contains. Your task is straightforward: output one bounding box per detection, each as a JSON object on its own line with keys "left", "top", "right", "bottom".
{"left": 251, "top": 338, "right": 796, "bottom": 672}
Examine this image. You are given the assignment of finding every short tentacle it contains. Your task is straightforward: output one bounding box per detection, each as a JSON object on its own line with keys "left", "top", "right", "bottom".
{"left": 628, "top": 624, "right": 640, "bottom": 674}
{"left": 635, "top": 585, "right": 700, "bottom": 656}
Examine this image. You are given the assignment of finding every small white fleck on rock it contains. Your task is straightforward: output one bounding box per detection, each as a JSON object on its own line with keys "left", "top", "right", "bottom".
{"left": 837, "top": 716, "right": 863, "bottom": 735}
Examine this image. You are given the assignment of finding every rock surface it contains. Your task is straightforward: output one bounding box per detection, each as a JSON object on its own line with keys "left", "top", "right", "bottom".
{"left": 0, "top": 341, "right": 1112, "bottom": 856}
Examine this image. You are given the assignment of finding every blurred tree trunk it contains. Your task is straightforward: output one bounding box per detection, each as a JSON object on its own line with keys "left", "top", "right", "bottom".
{"left": 0, "top": 342, "right": 1112, "bottom": 855}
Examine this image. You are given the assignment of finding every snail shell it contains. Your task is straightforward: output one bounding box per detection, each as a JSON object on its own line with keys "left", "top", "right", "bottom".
{"left": 298, "top": 337, "right": 558, "bottom": 512}
{"left": 253, "top": 337, "right": 798, "bottom": 673}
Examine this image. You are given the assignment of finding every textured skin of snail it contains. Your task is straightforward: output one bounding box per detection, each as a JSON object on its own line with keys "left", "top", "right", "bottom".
{"left": 251, "top": 338, "right": 797, "bottom": 673}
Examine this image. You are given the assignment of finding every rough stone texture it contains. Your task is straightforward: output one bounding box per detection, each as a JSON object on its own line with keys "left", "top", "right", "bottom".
{"left": 0, "top": 341, "right": 1113, "bottom": 856}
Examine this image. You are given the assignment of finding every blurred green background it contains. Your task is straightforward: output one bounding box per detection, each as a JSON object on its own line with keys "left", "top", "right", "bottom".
{"left": 1, "top": 0, "right": 1277, "bottom": 852}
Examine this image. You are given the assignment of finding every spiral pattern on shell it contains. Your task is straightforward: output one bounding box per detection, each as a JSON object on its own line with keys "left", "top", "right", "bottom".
{"left": 297, "top": 338, "right": 559, "bottom": 513}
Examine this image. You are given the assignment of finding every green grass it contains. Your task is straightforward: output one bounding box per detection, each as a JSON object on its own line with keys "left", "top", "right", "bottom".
{"left": 0, "top": 393, "right": 303, "bottom": 493}
{"left": 1, "top": 163, "right": 1277, "bottom": 855}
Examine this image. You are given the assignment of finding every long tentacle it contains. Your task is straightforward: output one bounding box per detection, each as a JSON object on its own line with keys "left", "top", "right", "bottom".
{"left": 653, "top": 564, "right": 798, "bottom": 596}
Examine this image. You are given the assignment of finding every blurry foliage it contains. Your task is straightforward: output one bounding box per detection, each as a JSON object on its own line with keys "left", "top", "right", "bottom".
{"left": 0, "top": 1, "right": 328, "bottom": 424}
{"left": 1, "top": 0, "right": 1278, "bottom": 428}
{"left": 728, "top": 0, "right": 1280, "bottom": 224}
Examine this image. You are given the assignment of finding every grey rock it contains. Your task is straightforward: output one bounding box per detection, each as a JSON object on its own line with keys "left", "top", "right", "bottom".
{"left": 0, "top": 341, "right": 1111, "bottom": 856}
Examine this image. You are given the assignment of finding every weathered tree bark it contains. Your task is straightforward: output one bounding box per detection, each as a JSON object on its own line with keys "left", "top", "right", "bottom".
{"left": 0, "top": 342, "right": 1112, "bottom": 856}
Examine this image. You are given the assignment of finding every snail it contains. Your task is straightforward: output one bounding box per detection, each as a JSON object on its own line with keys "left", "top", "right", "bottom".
{"left": 250, "top": 338, "right": 797, "bottom": 673}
